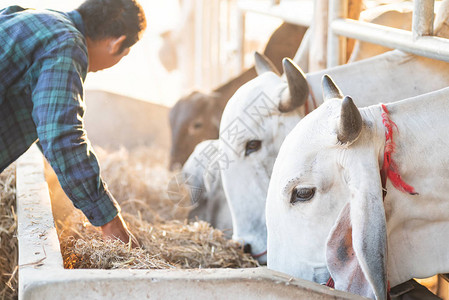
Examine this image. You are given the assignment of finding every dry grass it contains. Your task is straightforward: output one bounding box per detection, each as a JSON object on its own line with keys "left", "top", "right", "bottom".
{"left": 56, "top": 146, "right": 258, "bottom": 270}
{"left": 94, "top": 146, "right": 190, "bottom": 222}
{"left": 59, "top": 211, "right": 257, "bottom": 270}
{"left": 0, "top": 165, "right": 17, "bottom": 300}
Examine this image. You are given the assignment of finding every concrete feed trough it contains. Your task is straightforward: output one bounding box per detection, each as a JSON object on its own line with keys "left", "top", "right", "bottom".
{"left": 16, "top": 146, "right": 365, "bottom": 299}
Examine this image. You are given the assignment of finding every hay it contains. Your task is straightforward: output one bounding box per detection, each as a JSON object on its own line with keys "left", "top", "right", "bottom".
{"left": 59, "top": 211, "right": 257, "bottom": 269}
{"left": 94, "top": 146, "right": 190, "bottom": 222}
{"left": 57, "top": 146, "right": 258, "bottom": 270}
{"left": 0, "top": 165, "right": 17, "bottom": 300}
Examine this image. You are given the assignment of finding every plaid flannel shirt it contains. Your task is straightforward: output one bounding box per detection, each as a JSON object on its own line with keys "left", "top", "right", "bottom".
{"left": 0, "top": 6, "right": 120, "bottom": 226}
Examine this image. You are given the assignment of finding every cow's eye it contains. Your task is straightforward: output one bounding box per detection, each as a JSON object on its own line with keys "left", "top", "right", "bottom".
{"left": 193, "top": 122, "right": 203, "bottom": 129}
{"left": 290, "top": 187, "right": 315, "bottom": 204}
{"left": 245, "top": 140, "right": 262, "bottom": 156}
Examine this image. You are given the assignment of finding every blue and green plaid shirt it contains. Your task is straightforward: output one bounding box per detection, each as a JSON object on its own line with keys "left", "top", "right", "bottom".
{"left": 0, "top": 6, "right": 120, "bottom": 226}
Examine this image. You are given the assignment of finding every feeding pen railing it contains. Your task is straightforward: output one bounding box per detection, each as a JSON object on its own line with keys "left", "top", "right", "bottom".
{"left": 327, "top": 0, "right": 449, "bottom": 67}
{"left": 235, "top": 0, "right": 314, "bottom": 70}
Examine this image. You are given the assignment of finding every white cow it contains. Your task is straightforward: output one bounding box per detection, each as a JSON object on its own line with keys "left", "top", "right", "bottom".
{"left": 219, "top": 57, "right": 309, "bottom": 263}
{"left": 218, "top": 3, "right": 449, "bottom": 264}
{"left": 266, "top": 76, "right": 449, "bottom": 300}
{"left": 182, "top": 140, "right": 232, "bottom": 237}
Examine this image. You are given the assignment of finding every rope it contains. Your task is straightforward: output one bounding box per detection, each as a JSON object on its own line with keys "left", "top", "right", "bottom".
{"left": 381, "top": 104, "right": 418, "bottom": 195}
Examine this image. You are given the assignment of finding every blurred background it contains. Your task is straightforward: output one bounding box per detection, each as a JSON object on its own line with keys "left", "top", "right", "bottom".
{"left": 0, "top": 0, "right": 282, "bottom": 107}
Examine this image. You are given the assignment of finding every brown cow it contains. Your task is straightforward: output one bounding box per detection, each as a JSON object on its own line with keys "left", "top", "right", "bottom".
{"left": 169, "top": 22, "right": 307, "bottom": 170}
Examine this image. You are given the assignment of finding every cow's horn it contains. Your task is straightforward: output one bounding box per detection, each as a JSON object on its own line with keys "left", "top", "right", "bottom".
{"left": 338, "top": 96, "right": 362, "bottom": 145}
{"left": 278, "top": 58, "right": 309, "bottom": 113}
{"left": 322, "top": 74, "right": 344, "bottom": 101}
{"left": 254, "top": 52, "right": 280, "bottom": 76}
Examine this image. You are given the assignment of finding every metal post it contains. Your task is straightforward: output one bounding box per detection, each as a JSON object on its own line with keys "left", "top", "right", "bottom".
{"left": 194, "top": 0, "right": 203, "bottom": 88}
{"left": 210, "top": 0, "right": 220, "bottom": 86}
{"left": 346, "top": 0, "right": 363, "bottom": 60}
{"left": 327, "top": 0, "right": 348, "bottom": 68}
{"left": 412, "top": 0, "right": 434, "bottom": 40}
{"left": 225, "top": 0, "right": 234, "bottom": 80}
{"left": 309, "top": 0, "right": 329, "bottom": 71}
{"left": 202, "top": 0, "right": 211, "bottom": 89}
{"left": 236, "top": 7, "right": 246, "bottom": 72}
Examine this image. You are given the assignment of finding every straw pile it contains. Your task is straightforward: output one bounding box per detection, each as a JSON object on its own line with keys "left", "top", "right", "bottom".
{"left": 0, "top": 165, "right": 17, "bottom": 300}
{"left": 93, "top": 146, "right": 194, "bottom": 222}
{"left": 59, "top": 211, "right": 257, "bottom": 269}
{"left": 56, "top": 146, "right": 258, "bottom": 270}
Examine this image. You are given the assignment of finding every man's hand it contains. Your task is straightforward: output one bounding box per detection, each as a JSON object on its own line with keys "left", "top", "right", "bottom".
{"left": 101, "top": 213, "right": 140, "bottom": 248}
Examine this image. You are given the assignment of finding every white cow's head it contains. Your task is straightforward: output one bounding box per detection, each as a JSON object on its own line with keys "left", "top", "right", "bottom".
{"left": 182, "top": 140, "right": 232, "bottom": 236}
{"left": 219, "top": 53, "right": 309, "bottom": 263}
{"left": 182, "top": 140, "right": 222, "bottom": 206}
{"left": 266, "top": 75, "right": 387, "bottom": 299}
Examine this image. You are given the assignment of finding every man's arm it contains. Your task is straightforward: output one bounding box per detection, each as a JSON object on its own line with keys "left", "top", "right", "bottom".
{"left": 31, "top": 39, "right": 137, "bottom": 246}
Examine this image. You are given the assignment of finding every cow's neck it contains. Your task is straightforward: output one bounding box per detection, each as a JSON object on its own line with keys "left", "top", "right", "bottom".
{"left": 365, "top": 88, "right": 449, "bottom": 286}
{"left": 306, "top": 50, "right": 449, "bottom": 109}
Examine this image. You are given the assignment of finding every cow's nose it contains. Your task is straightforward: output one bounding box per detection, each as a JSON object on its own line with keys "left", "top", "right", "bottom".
{"left": 243, "top": 243, "right": 252, "bottom": 254}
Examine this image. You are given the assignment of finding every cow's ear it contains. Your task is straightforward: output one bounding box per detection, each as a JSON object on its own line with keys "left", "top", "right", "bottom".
{"left": 326, "top": 203, "right": 373, "bottom": 297}
{"left": 326, "top": 163, "right": 388, "bottom": 300}
{"left": 278, "top": 58, "right": 309, "bottom": 113}
{"left": 337, "top": 96, "right": 362, "bottom": 145}
{"left": 254, "top": 52, "right": 281, "bottom": 76}
{"left": 322, "top": 74, "right": 344, "bottom": 101}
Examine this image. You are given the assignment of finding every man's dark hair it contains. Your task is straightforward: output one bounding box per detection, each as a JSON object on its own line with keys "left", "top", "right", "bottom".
{"left": 76, "top": 0, "right": 147, "bottom": 53}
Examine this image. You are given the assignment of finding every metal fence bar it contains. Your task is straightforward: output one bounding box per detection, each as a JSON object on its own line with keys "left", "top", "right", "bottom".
{"left": 309, "top": 0, "right": 330, "bottom": 71}
{"left": 327, "top": 0, "right": 347, "bottom": 67}
{"left": 328, "top": 0, "right": 449, "bottom": 65}
{"left": 331, "top": 18, "right": 449, "bottom": 63}
{"left": 235, "top": 0, "right": 314, "bottom": 72}
{"left": 237, "top": 0, "right": 313, "bottom": 27}
{"left": 236, "top": 7, "right": 246, "bottom": 72}
{"left": 194, "top": 0, "right": 204, "bottom": 87}
{"left": 412, "top": 0, "right": 434, "bottom": 39}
